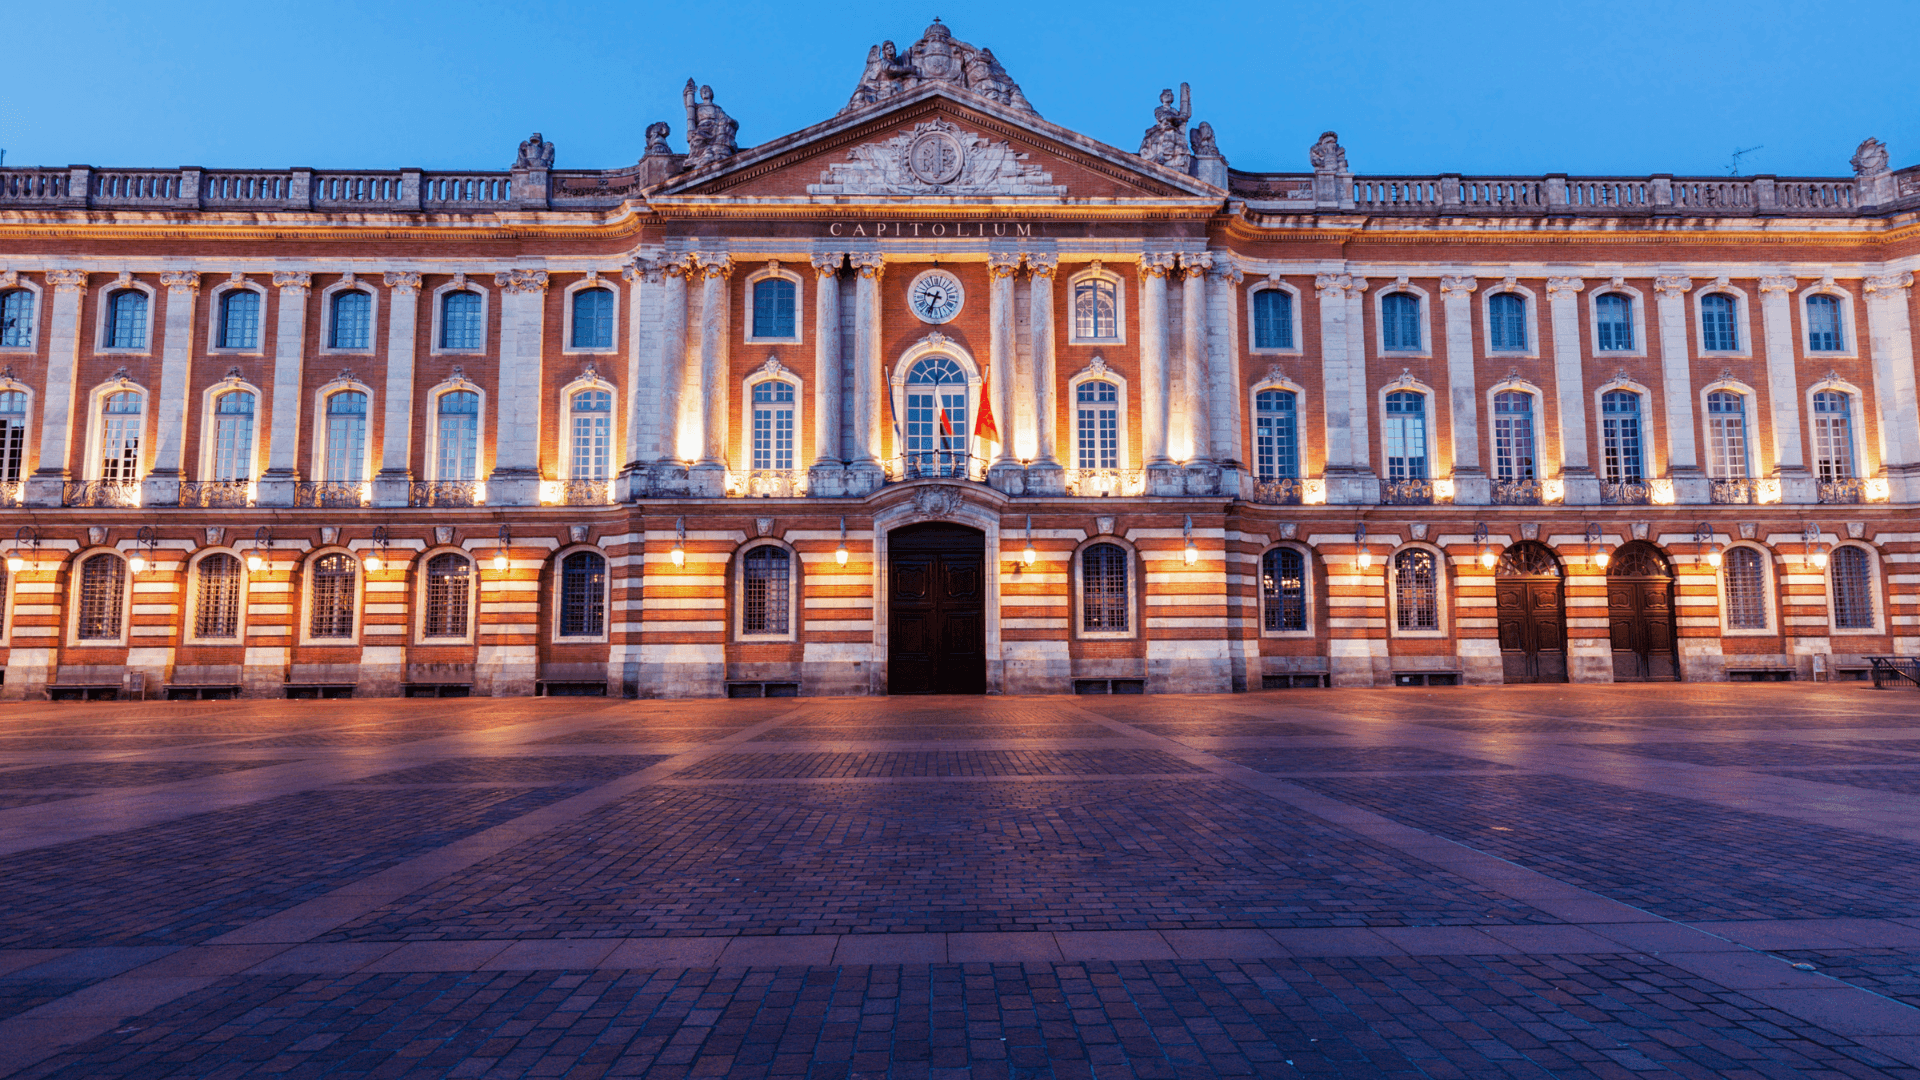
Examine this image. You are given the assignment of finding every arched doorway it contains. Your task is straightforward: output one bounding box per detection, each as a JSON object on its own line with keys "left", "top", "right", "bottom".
{"left": 1496, "top": 541, "right": 1566, "bottom": 683}
{"left": 1608, "top": 541, "right": 1679, "bottom": 681}
{"left": 887, "top": 521, "right": 986, "bottom": 694}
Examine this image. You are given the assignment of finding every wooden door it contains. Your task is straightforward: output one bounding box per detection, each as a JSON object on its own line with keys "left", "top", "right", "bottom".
{"left": 1497, "top": 578, "right": 1567, "bottom": 683}
{"left": 1606, "top": 542, "right": 1678, "bottom": 681}
{"left": 887, "top": 524, "right": 986, "bottom": 694}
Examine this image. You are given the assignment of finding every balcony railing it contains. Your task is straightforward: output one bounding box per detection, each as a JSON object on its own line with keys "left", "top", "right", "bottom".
{"left": 1248, "top": 477, "right": 1304, "bottom": 506}
{"left": 630, "top": 464, "right": 694, "bottom": 499}
{"left": 1600, "top": 480, "right": 1652, "bottom": 505}
{"left": 294, "top": 482, "right": 368, "bottom": 508}
{"left": 1710, "top": 479, "right": 1758, "bottom": 505}
{"left": 0, "top": 480, "right": 21, "bottom": 507}
{"left": 64, "top": 480, "right": 141, "bottom": 507}
{"left": 554, "top": 478, "right": 615, "bottom": 505}
{"left": 179, "top": 480, "right": 253, "bottom": 508}
{"left": 1064, "top": 468, "right": 1147, "bottom": 497}
{"left": 890, "top": 451, "right": 984, "bottom": 482}
{"left": 409, "top": 481, "right": 481, "bottom": 507}
{"left": 1381, "top": 479, "right": 1439, "bottom": 506}
{"left": 1818, "top": 478, "right": 1865, "bottom": 504}
{"left": 1491, "top": 479, "right": 1543, "bottom": 506}
{"left": 730, "top": 470, "right": 807, "bottom": 498}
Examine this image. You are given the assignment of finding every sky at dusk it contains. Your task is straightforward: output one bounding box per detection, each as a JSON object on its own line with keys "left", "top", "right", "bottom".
{"left": 5, "top": 0, "right": 1916, "bottom": 179}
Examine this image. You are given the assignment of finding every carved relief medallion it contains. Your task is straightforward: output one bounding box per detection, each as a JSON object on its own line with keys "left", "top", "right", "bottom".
{"left": 908, "top": 130, "right": 966, "bottom": 185}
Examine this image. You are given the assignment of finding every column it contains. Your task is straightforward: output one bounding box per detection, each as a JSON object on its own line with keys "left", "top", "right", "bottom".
{"left": 141, "top": 270, "right": 202, "bottom": 507}
{"left": 257, "top": 271, "right": 316, "bottom": 507}
{"left": 1864, "top": 272, "right": 1920, "bottom": 501}
{"left": 1343, "top": 277, "right": 1378, "bottom": 500}
{"left": 488, "top": 268, "right": 548, "bottom": 506}
{"left": 690, "top": 254, "right": 733, "bottom": 479}
{"left": 1545, "top": 276, "right": 1599, "bottom": 504}
{"left": 808, "top": 253, "right": 844, "bottom": 487}
{"left": 1757, "top": 274, "right": 1812, "bottom": 502}
{"left": 1652, "top": 275, "right": 1704, "bottom": 500}
{"left": 369, "top": 271, "right": 419, "bottom": 507}
{"left": 848, "top": 252, "right": 885, "bottom": 488}
{"left": 1313, "top": 274, "right": 1355, "bottom": 477}
{"left": 986, "top": 253, "right": 1022, "bottom": 481}
{"left": 1206, "top": 263, "right": 1244, "bottom": 474}
{"left": 657, "top": 257, "right": 691, "bottom": 462}
{"left": 619, "top": 259, "right": 654, "bottom": 483}
{"left": 1180, "top": 252, "right": 1212, "bottom": 468}
{"left": 1139, "top": 253, "right": 1176, "bottom": 469}
{"left": 1438, "top": 275, "right": 1485, "bottom": 504}
{"left": 1026, "top": 254, "right": 1064, "bottom": 491}
{"left": 25, "top": 269, "right": 88, "bottom": 507}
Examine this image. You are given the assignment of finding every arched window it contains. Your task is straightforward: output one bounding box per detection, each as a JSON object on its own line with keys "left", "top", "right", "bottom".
{"left": 100, "top": 391, "right": 142, "bottom": 483}
{"left": 194, "top": 552, "right": 243, "bottom": 639}
{"left": 1075, "top": 380, "right": 1119, "bottom": 470}
{"left": 1492, "top": 391, "right": 1534, "bottom": 481}
{"left": 77, "top": 552, "right": 126, "bottom": 640}
{"left": 741, "top": 546, "right": 791, "bottom": 635}
{"left": 1806, "top": 295, "right": 1843, "bottom": 352}
{"left": 1393, "top": 549, "right": 1438, "bottom": 631}
{"left": 1831, "top": 546, "right": 1875, "bottom": 630}
{"left": 1812, "top": 391, "right": 1855, "bottom": 480}
{"left": 329, "top": 290, "right": 372, "bottom": 350}
{"left": 1254, "top": 389, "right": 1298, "bottom": 479}
{"left": 1601, "top": 391, "right": 1643, "bottom": 483}
{"left": 904, "top": 356, "right": 968, "bottom": 473}
{"left": 750, "top": 278, "right": 795, "bottom": 339}
{"left": 750, "top": 382, "right": 795, "bottom": 472}
{"left": 1252, "top": 289, "right": 1293, "bottom": 349}
{"left": 436, "top": 391, "right": 479, "bottom": 481}
{"left": 558, "top": 550, "right": 607, "bottom": 637}
{"left": 1700, "top": 293, "right": 1738, "bottom": 351}
{"left": 105, "top": 290, "right": 148, "bottom": 349}
{"left": 1081, "top": 542, "right": 1130, "bottom": 632}
{"left": 323, "top": 391, "right": 368, "bottom": 483}
{"left": 440, "top": 290, "right": 483, "bottom": 350}
{"left": 1595, "top": 293, "right": 1634, "bottom": 351}
{"left": 0, "top": 390, "right": 26, "bottom": 483}
{"left": 308, "top": 553, "right": 357, "bottom": 639}
{"left": 217, "top": 290, "right": 261, "bottom": 349}
{"left": 1723, "top": 547, "right": 1768, "bottom": 631}
{"left": 1262, "top": 547, "right": 1306, "bottom": 632}
{"left": 1383, "top": 391, "right": 1427, "bottom": 479}
{"left": 423, "top": 552, "right": 472, "bottom": 638}
{"left": 1489, "top": 293, "right": 1527, "bottom": 351}
{"left": 1705, "top": 391, "right": 1748, "bottom": 478}
{"left": 0, "top": 288, "right": 34, "bottom": 348}
{"left": 212, "top": 391, "right": 255, "bottom": 481}
{"left": 1073, "top": 278, "right": 1117, "bottom": 340}
{"left": 1382, "top": 293, "right": 1421, "bottom": 351}
{"left": 572, "top": 287, "right": 615, "bottom": 348}
{"left": 571, "top": 389, "right": 612, "bottom": 479}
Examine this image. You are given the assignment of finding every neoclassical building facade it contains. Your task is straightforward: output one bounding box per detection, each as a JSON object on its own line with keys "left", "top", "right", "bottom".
{"left": 0, "top": 22, "right": 1915, "bottom": 698}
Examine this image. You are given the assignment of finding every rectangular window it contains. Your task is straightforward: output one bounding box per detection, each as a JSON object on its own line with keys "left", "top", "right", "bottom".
{"left": 1701, "top": 295, "right": 1739, "bottom": 351}
{"left": 0, "top": 289, "right": 34, "bottom": 348}
{"left": 1073, "top": 280, "right": 1117, "bottom": 339}
{"left": 1595, "top": 294, "right": 1633, "bottom": 351}
{"left": 1724, "top": 547, "right": 1768, "bottom": 631}
{"left": 751, "top": 381, "right": 795, "bottom": 471}
{"left": 1075, "top": 381, "right": 1119, "bottom": 470}
{"left": 325, "top": 393, "right": 369, "bottom": 484}
{"left": 106, "top": 291, "right": 148, "bottom": 350}
{"left": 0, "top": 391, "right": 25, "bottom": 483}
{"left": 1492, "top": 392, "right": 1534, "bottom": 481}
{"left": 440, "top": 291, "right": 483, "bottom": 350}
{"left": 751, "top": 279, "right": 796, "bottom": 339}
{"left": 218, "top": 290, "right": 261, "bottom": 349}
{"left": 100, "top": 394, "right": 142, "bottom": 484}
{"left": 1601, "top": 392, "right": 1643, "bottom": 483}
{"left": 571, "top": 288, "right": 616, "bottom": 348}
{"left": 1252, "top": 290, "right": 1293, "bottom": 349}
{"left": 1812, "top": 392, "right": 1854, "bottom": 480}
{"left": 330, "top": 291, "right": 372, "bottom": 350}
{"left": 1254, "top": 390, "right": 1297, "bottom": 479}
{"left": 1806, "top": 296, "right": 1843, "bottom": 352}
{"left": 1382, "top": 294, "right": 1421, "bottom": 351}
{"left": 1489, "top": 294, "right": 1527, "bottom": 351}
{"left": 1383, "top": 392, "right": 1427, "bottom": 480}
{"left": 571, "top": 390, "right": 612, "bottom": 480}
{"left": 1706, "top": 392, "right": 1748, "bottom": 479}
{"left": 194, "top": 553, "right": 243, "bottom": 639}
{"left": 1832, "top": 547, "right": 1875, "bottom": 630}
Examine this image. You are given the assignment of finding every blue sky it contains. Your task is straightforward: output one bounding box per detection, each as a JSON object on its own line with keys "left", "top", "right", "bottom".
{"left": 6, "top": 0, "right": 1915, "bottom": 178}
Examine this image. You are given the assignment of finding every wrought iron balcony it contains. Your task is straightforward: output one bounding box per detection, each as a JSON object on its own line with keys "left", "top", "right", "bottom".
{"left": 294, "top": 481, "right": 368, "bottom": 508}
{"left": 554, "top": 478, "right": 615, "bottom": 505}
{"left": 629, "top": 463, "right": 693, "bottom": 499}
{"left": 409, "top": 481, "right": 482, "bottom": 507}
{"left": 1381, "top": 479, "right": 1443, "bottom": 506}
{"left": 1710, "top": 479, "right": 1757, "bottom": 505}
{"left": 1248, "top": 477, "right": 1304, "bottom": 505}
{"left": 1064, "top": 468, "right": 1147, "bottom": 497}
{"left": 1600, "top": 480, "right": 1652, "bottom": 505}
{"left": 1818, "top": 478, "right": 1865, "bottom": 504}
{"left": 179, "top": 480, "right": 253, "bottom": 508}
{"left": 732, "top": 470, "right": 807, "bottom": 498}
{"left": 0, "top": 480, "right": 21, "bottom": 507}
{"left": 890, "top": 451, "right": 984, "bottom": 482}
{"left": 64, "top": 480, "right": 141, "bottom": 507}
{"left": 1491, "top": 479, "right": 1543, "bottom": 506}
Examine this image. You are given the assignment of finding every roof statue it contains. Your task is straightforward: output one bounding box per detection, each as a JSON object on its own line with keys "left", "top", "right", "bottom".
{"left": 643, "top": 122, "right": 673, "bottom": 158}
{"left": 842, "top": 19, "right": 1037, "bottom": 116}
{"left": 1310, "top": 131, "right": 1348, "bottom": 173}
{"left": 683, "top": 79, "right": 739, "bottom": 169}
{"left": 1138, "top": 84, "right": 1192, "bottom": 171}
{"left": 512, "top": 132, "right": 555, "bottom": 170}
{"left": 1853, "top": 137, "right": 1890, "bottom": 177}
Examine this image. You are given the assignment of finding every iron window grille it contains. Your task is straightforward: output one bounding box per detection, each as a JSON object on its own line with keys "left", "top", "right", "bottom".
{"left": 308, "top": 552, "right": 357, "bottom": 638}
{"left": 741, "top": 546, "right": 791, "bottom": 635}
{"left": 559, "top": 550, "right": 607, "bottom": 637}
{"left": 1723, "top": 546, "right": 1768, "bottom": 630}
{"left": 423, "top": 553, "right": 472, "bottom": 638}
{"left": 1082, "top": 543, "right": 1130, "bottom": 632}
{"left": 1262, "top": 547, "right": 1307, "bottom": 632}
{"left": 77, "top": 552, "right": 126, "bottom": 640}
{"left": 1831, "top": 546, "right": 1875, "bottom": 630}
{"left": 1394, "top": 549, "right": 1439, "bottom": 631}
{"left": 194, "top": 552, "right": 243, "bottom": 638}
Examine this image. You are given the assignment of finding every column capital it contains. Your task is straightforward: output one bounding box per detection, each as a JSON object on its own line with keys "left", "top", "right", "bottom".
{"left": 1313, "top": 273, "right": 1348, "bottom": 295}
{"left": 1864, "top": 271, "right": 1914, "bottom": 295}
{"left": 1545, "top": 276, "right": 1585, "bottom": 299}
{"left": 1438, "top": 274, "right": 1478, "bottom": 296}
{"left": 1180, "top": 251, "right": 1214, "bottom": 274}
{"left": 1653, "top": 275, "right": 1692, "bottom": 299}
{"left": 273, "top": 270, "right": 313, "bottom": 292}
{"left": 494, "top": 268, "right": 550, "bottom": 294}
{"left": 1025, "top": 253, "right": 1059, "bottom": 278}
{"left": 1210, "top": 264, "right": 1243, "bottom": 285}
{"left": 810, "top": 252, "right": 845, "bottom": 278}
{"left": 44, "top": 268, "right": 87, "bottom": 292}
{"left": 623, "top": 258, "right": 658, "bottom": 284}
{"left": 1139, "top": 253, "right": 1178, "bottom": 278}
{"left": 987, "top": 253, "right": 1023, "bottom": 279}
{"left": 158, "top": 270, "right": 201, "bottom": 293}
{"left": 690, "top": 254, "right": 733, "bottom": 281}
{"left": 1757, "top": 275, "right": 1798, "bottom": 294}
{"left": 848, "top": 252, "right": 885, "bottom": 278}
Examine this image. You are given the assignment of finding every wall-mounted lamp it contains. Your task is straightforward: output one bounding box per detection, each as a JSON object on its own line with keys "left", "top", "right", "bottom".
{"left": 1695, "top": 523, "right": 1722, "bottom": 569}
{"left": 7, "top": 526, "right": 40, "bottom": 573}
{"left": 670, "top": 516, "right": 686, "bottom": 567}
{"left": 364, "top": 526, "right": 391, "bottom": 573}
{"left": 1354, "top": 522, "right": 1371, "bottom": 570}
{"left": 493, "top": 525, "right": 511, "bottom": 572}
{"left": 1475, "top": 522, "right": 1496, "bottom": 569}
{"left": 836, "top": 516, "right": 849, "bottom": 566}
{"left": 1183, "top": 515, "right": 1199, "bottom": 565}
{"left": 1804, "top": 522, "right": 1828, "bottom": 570}
{"left": 247, "top": 527, "right": 272, "bottom": 572}
{"left": 1585, "top": 522, "right": 1610, "bottom": 569}
{"left": 128, "top": 526, "right": 158, "bottom": 574}
{"left": 1023, "top": 514, "right": 1037, "bottom": 567}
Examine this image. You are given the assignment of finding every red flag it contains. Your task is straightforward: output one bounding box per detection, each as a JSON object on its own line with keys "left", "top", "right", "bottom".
{"left": 974, "top": 365, "right": 1001, "bottom": 444}
{"left": 937, "top": 402, "right": 956, "bottom": 441}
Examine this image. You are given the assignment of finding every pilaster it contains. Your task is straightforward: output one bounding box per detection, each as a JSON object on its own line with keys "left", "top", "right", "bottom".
{"left": 1025, "top": 254, "right": 1064, "bottom": 493}
{"left": 847, "top": 252, "right": 885, "bottom": 493}
{"left": 657, "top": 257, "right": 691, "bottom": 462}
{"left": 141, "top": 269, "right": 201, "bottom": 508}
{"left": 986, "top": 253, "right": 1022, "bottom": 486}
{"left": 807, "top": 252, "right": 846, "bottom": 494}
{"left": 1863, "top": 272, "right": 1920, "bottom": 500}
{"left": 1757, "top": 274, "right": 1814, "bottom": 502}
{"left": 1139, "top": 253, "right": 1176, "bottom": 475}
{"left": 617, "top": 258, "right": 658, "bottom": 497}
{"left": 370, "top": 271, "right": 420, "bottom": 507}
{"left": 1652, "top": 275, "right": 1705, "bottom": 502}
{"left": 1439, "top": 275, "right": 1486, "bottom": 504}
{"left": 26, "top": 269, "right": 88, "bottom": 506}
{"left": 1545, "top": 276, "right": 1599, "bottom": 504}
{"left": 1180, "top": 252, "right": 1212, "bottom": 468}
{"left": 258, "top": 271, "right": 314, "bottom": 507}
{"left": 488, "top": 268, "right": 549, "bottom": 505}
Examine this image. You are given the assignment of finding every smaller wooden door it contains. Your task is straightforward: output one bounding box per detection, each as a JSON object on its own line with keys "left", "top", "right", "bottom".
{"left": 1607, "top": 542, "right": 1679, "bottom": 681}
{"left": 1495, "top": 542, "right": 1567, "bottom": 683}
{"left": 887, "top": 524, "right": 986, "bottom": 695}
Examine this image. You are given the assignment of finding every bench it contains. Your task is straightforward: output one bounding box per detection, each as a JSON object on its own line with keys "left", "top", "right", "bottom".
{"left": 1072, "top": 678, "right": 1145, "bottom": 695}
{"left": 1262, "top": 673, "right": 1329, "bottom": 689}
{"left": 726, "top": 681, "right": 800, "bottom": 698}
{"left": 537, "top": 662, "right": 610, "bottom": 697}
{"left": 47, "top": 668, "right": 140, "bottom": 701}
{"left": 285, "top": 662, "right": 356, "bottom": 700}
{"left": 404, "top": 662, "right": 471, "bottom": 699}
{"left": 1726, "top": 667, "right": 1794, "bottom": 682}
{"left": 1393, "top": 671, "right": 1460, "bottom": 687}
{"left": 166, "top": 665, "right": 242, "bottom": 700}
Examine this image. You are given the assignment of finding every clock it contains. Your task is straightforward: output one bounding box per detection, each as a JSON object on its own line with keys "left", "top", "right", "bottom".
{"left": 907, "top": 269, "right": 965, "bottom": 324}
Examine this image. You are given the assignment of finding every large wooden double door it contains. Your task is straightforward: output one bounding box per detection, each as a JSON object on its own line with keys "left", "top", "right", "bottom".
{"left": 1496, "top": 542, "right": 1567, "bottom": 683}
{"left": 887, "top": 523, "right": 986, "bottom": 694}
{"left": 1608, "top": 541, "right": 1680, "bottom": 681}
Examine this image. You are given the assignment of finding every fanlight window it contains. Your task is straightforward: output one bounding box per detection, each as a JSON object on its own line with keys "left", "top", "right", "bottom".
{"left": 423, "top": 552, "right": 472, "bottom": 638}
{"left": 217, "top": 290, "right": 261, "bottom": 349}
{"left": 572, "top": 389, "right": 612, "bottom": 479}
{"left": 1081, "top": 542, "right": 1130, "bottom": 632}
{"left": 1601, "top": 391, "right": 1643, "bottom": 483}
{"left": 1383, "top": 391, "right": 1427, "bottom": 480}
{"left": 100, "top": 390, "right": 142, "bottom": 483}
{"left": 1724, "top": 547, "right": 1768, "bottom": 630}
{"left": 904, "top": 355, "right": 968, "bottom": 471}
{"left": 1492, "top": 391, "right": 1534, "bottom": 481}
{"left": 194, "top": 553, "right": 244, "bottom": 639}
{"left": 437, "top": 390, "right": 480, "bottom": 482}
{"left": 1489, "top": 293, "right": 1527, "bottom": 351}
{"left": 106, "top": 289, "right": 148, "bottom": 349}
{"left": 1073, "top": 279, "right": 1117, "bottom": 339}
{"left": 1706, "top": 391, "right": 1749, "bottom": 479}
{"left": 77, "top": 552, "right": 126, "bottom": 640}
{"left": 330, "top": 290, "right": 372, "bottom": 350}
{"left": 558, "top": 550, "right": 607, "bottom": 637}
{"left": 324, "top": 391, "right": 368, "bottom": 483}
{"left": 1254, "top": 389, "right": 1298, "bottom": 480}
{"left": 0, "top": 390, "right": 26, "bottom": 484}
{"left": 1595, "top": 293, "right": 1633, "bottom": 351}
{"left": 741, "top": 546, "right": 791, "bottom": 635}
{"left": 440, "top": 290, "right": 483, "bottom": 350}
{"left": 1496, "top": 542, "right": 1560, "bottom": 577}
{"left": 1382, "top": 293, "right": 1421, "bottom": 351}
{"left": 1806, "top": 294, "right": 1843, "bottom": 352}
{"left": 751, "top": 278, "right": 796, "bottom": 339}
{"left": 1261, "top": 547, "right": 1306, "bottom": 632}
{"left": 1252, "top": 289, "right": 1293, "bottom": 349}
{"left": 1075, "top": 380, "right": 1119, "bottom": 471}
{"left": 1607, "top": 543, "right": 1671, "bottom": 578}
{"left": 1812, "top": 391, "right": 1855, "bottom": 481}
{"left": 571, "top": 287, "right": 615, "bottom": 348}
{"left": 750, "top": 381, "right": 795, "bottom": 472}
{"left": 1393, "top": 549, "right": 1438, "bottom": 630}
{"left": 1701, "top": 293, "right": 1739, "bottom": 351}
{"left": 1831, "top": 546, "right": 1875, "bottom": 630}
{"left": 212, "top": 391, "right": 256, "bottom": 482}
{"left": 0, "top": 288, "right": 34, "bottom": 348}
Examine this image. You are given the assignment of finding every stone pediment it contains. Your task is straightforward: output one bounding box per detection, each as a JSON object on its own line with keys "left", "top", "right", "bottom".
{"left": 809, "top": 119, "right": 1065, "bottom": 197}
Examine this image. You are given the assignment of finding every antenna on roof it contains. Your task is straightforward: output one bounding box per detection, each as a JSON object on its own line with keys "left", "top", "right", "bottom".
{"left": 1728, "top": 144, "right": 1763, "bottom": 176}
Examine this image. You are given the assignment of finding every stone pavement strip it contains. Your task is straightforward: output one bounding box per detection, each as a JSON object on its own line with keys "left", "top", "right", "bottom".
{"left": 0, "top": 686, "right": 1916, "bottom": 1077}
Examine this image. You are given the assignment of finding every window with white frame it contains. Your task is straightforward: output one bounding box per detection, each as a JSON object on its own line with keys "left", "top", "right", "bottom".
{"left": 76, "top": 552, "right": 126, "bottom": 640}
{"left": 1595, "top": 293, "right": 1634, "bottom": 351}
{"left": 1806, "top": 294, "right": 1844, "bottom": 352}
{"left": 1723, "top": 546, "right": 1768, "bottom": 631}
{"left": 440, "top": 291, "right": 483, "bottom": 350}
{"left": 193, "top": 552, "right": 244, "bottom": 639}
{"left": 1489, "top": 293, "right": 1527, "bottom": 351}
{"left": 741, "top": 545, "right": 791, "bottom": 636}
{"left": 571, "top": 389, "right": 612, "bottom": 479}
{"left": 1492, "top": 391, "right": 1535, "bottom": 480}
{"left": 1262, "top": 547, "right": 1307, "bottom": 632}
{"left": 1700, "top": 293, "right": 1739, "bottom": 351}
{"left": 211, "top": 390, "right": 255, "bottom": 481}
{"left": 308, "top": 553, "right": 356, "bottom": 638}
{"left": 1076, "top": 380, "right": 1119, "bottom": 470}
{"left": 1812, "top": 391, "right": 1855, "bottom": 480}
{"left": 1073, "top": 278, "right": 1117, "bottom": 340}
{"left": 1705, "top": 391, "right": 1749, "bottom": 478}
{"left": 1252, "top": 289, "right": 1293, "bottom": 349}
{"left": 1831, "top": 546, "right": 1875, "bottom": 630}
{"left": 1601, "top": 390, "right": 1643, "bottom": 483}
{"left": 0, "top": 288, "right": 33, "bottom": 348}
{"left": 323, "top": 391, "right": 368, "bottom": 483}
{"left": 436, "top": 391, "right": 479, "bottom": 481}
{"left": 558, "top": 550, "right": 607, "bottom": 637}
{"left": 217, "top": 290, "right": 261, "bottom": 349}
{"left": 1393, "top": 549, "right": 1438, "bottom": 631}
{"left": 1254, "top": 389, "right": 1298, "bottom": 479}
{"left": 330, "top": 290, "right": 372, "bottom": 350}
{"left": 0, "top": 390, "right": 25, "bottom": 483}
{"left": 1382, "top": 293, "right": 1421, "bottom": 351}
{"left": 1383, "top": 391, "right": 1428, "bottom": 479}
{"left": 750, "top": 382, "right": 795, "bottom": 472}
{"left": 105, "top": 290, "right": 148, "bottom": 349}
{"left": 905, "top": 356, "right": 968, "bottom": 469}
{"left": 100, "top": 391, "right": 142, "bottom": 483}
{"left": 423, "top": 552, "right": 472, "bottom": 638}
{"left": 750, "top": 278, "right": 796, "bottom": 339}
{"left": 572, "top": 287, "right": 615, "bottom": 349}
{"left": 1081, "top": 542, "right": 1130, "bottom": 632}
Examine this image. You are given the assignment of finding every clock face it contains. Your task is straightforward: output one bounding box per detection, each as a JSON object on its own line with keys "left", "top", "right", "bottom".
{"left": 908, "top": 270, "right": 965, "bottom": 324}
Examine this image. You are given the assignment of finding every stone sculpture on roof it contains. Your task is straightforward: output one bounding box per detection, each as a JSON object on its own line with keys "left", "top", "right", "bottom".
{"left": 513, "top": 132, "right": 556, "bottom": 170}
{"left": 1310, "top": 131, "right": 1348, "bottom": 173}
{"left": 842, "top": 19, "right": 1037, "bottom": 116}
{"left": 683, "top": 79, "right": 739, "bottom": 169}
{"left": 643, "top": 122, "right": 673, "bottom": 158}
{"left": 1852, "top": 137, "right": 1890, "bottom": 177}
{"left": 1138, "top": 84, "right": 1192, "bottom": 171}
